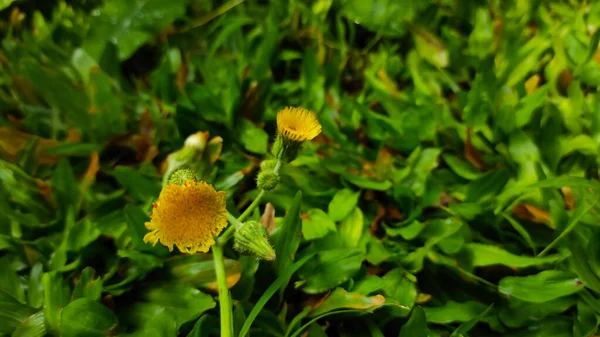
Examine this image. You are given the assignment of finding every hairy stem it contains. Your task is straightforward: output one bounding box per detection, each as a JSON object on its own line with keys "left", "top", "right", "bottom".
{"left": 212, "top": 243, "right": 233, "bottom": 337}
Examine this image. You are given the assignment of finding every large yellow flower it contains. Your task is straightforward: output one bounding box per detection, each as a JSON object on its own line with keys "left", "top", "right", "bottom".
{"left": 276, "top": 107, "right": 322, "bottom": 142}
{"left": 144, "top": 179, "right": 227, "bottom": 254}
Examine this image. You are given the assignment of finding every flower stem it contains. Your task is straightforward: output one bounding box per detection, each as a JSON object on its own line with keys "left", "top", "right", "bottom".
{"left": 238, "top": 189, "right": 266, "bottom": 222}
{"left": 212, "top": 242, "right": 233, "bottom": 337}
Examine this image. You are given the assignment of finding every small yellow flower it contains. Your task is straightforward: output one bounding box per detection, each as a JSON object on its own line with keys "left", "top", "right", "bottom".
{"left": 144, "top": 179, "right": 227, "bottom": 254}
{"left": 276, "top": 107, "right": 322, "bottom": 142}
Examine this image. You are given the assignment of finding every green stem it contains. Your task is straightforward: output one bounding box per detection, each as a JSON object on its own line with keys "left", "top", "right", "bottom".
{"left": 220, "top": 212, "right": 244, "bottom": 243}
{"left": 238, "top": 189, "right": 266, "bottom": 222}
{"left": 238, "top": 160, "right": 282, "bottom": 223}
{"left": 212, "top": 243, "right": 233, "bottom": 337}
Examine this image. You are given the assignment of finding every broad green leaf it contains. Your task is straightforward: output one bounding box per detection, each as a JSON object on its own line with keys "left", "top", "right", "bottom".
{"left": 72, "top": 267, "right": 103, "bottom": 301}
{"left": 27, "top": 263, "right": 44, "bottom": 308}
{"left": 505, "top": 317, "right": 572, "bottom": 337}
{"left": 0, "top": 257, "right": 25, "bottom": 303}
{"left": 60, "top": 298, "right": 118, "bottom": 337}
{"left": 343, "top": 173, "right": 392, "bottom": 191}
{"left": 0, "top": 0, "right": 16, "bottom": 11}
{"left": 499, "top": 270, "right": 584, "bottom": 303}
{"left": 239, "top": 254, "right": 315, "bottom": 337}
{"left": 297, "top": 249, "right": 364, "bottom": 294}
{"left": 113, "top": 167, "right": 161, "bottom": 202}
{"left": 42, "top": 272, "right": 70, "bottom": 335}
{"left": 499, "top": 297, "right": 576, "bottom": 328}
{"left": 442, "top": 154, "right": 482, "bottom": 180}
{"left": 450, "top": 304, "right": 493, "bottom": 337}
{"left": 165, "top": 254, "right": 242, "bottom": 291}
{"left": 302, "top": 208, "right": 337, "bottom": 240}
{"left": 424, "top": 301, "right": 487, "bottom": 324}
{"left": 328, "top": 189, "right": 360, "bottom": 221}
{"left": 12, "top": 310, "right": 46, "bottom": 337}
{"left": 84, "top": 0, "right": 189, "bottom": 60}
{"left": 274, "top": 191, "right": 303, "bottom": 275}
{"left": 239, "top": 119, "right": 268, "bottom": 154}
{"left": 463, "top": 243, "right": 566, "bottom": 268}
{"left": 382, "top": 268, "right": 416, "bottom": 317}
{"left": 399, "top": 306, "right": 427, "bottom": 337}
{"left": 141, "top": 283, "right": 215, "bottom": 327}
{"left": 339, "top": 207, "right": 364, "bottom": 248}
{"left": 308, "top": 288, "right": 385, "bottom": 317}
{"left": 0, "top": 302, "right": 37, "bottom": 334}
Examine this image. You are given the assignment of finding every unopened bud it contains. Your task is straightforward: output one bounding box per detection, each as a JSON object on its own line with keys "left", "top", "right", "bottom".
{"left": 168, "top": 168, "right": 198, "bottom": 185}
{"left": 257, "top": 171, "right": 280, "bottom": 191}
{"left": 233, "top": 221, "right": 276, "bottom": 261}
{"left": 272, "top": 134, "right": 303, "bottom": 163}
{"left": 260, "top": 159, "right": 278, "bottom": 172}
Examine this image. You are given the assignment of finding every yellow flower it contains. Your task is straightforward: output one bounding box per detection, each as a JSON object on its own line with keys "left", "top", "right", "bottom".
{"left": 276, "top": 107, "right": 322, "bottom": 142}
{"left": 144, "top": 179, "right": 227, "bottom": 254}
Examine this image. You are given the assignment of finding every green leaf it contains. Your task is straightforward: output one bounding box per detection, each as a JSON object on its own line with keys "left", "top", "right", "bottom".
{"left": 0, "top": 0, "right": 16, "bottom": 11}
{"left": 274, "top": 191, "right": 303, "bottom": 275}
{"left": 340, "top": 0, "right": 422, "bottom": 37}
{"left": 328, "top": 189, "right": 361, "bottom": 222}
{"left": 568, "top": 232, "right": 600, "bottom": 294}
{"left": 308, "top": 288, "right": 386, "bottom": 317}
{"left": 450, "top": 304, "right": 493, "bottom": 337}
{"left": 504, "top": 317, "right": 572, "bottom": 337}
{"left": 465, "top": 168, "right": 510, "bottom": 203}
{"left": 0, "top": 302, "right": 37, "bottom": 334}
{"left": 302, "top": 208, "right": 337, "bottom": 240}
{"left": 399, "top": 306, "right": 427, "bottom": 337}
{"left": 0, "top": 257, "right": 25, "bottom": 303}
{"left": 499, "top": 270, "right": 584, "bottom": 303}
{"left": 463, "top": 243, "right": 566, "bottom": 268}
{"left": 239, "top": 119, "right": 268, "bottom": 154}
{"left": 84, "top": 0, "right": 189, "bottom": 60}
{"left": 297, "top": 248, "right": 364, "bottom": 294}
{"left": 141, "top": 283, "right": 215, "bottom": 327}
{"left": 113, "top": 167, "right": 161, "bottom": 202}
{"left": 27, "top": 263, "right": 44, "bottom": 308}
{"left": 60, "top": 298, "right": 118, "bottom": 337}
{"left": 72, "top": 267, "right": 103, "bottom": 301}
{"left": 165, "top": 254, "right": 242, "bottom": 291}
{"left": 12, "top": 310, "right": 46, "bottom": 337}
{"left": 42, "top": 272, "right": 70, "bottom": 335}
{"left": 424, "top": 301, "right": 488, "bottom": 324}
{"left": 53, "top": 158, "right": 78, "bottom": 215}
{"left": 342, "top": 174, "right": 393, "bottom": 191}
{"left": 442, "top": 154, "right": 482, "bottom": 180}
{"left": 339, "top": 207, "right": 364, "bottom": 248}
{"left": 499, "top": 297, "right": 576, "bottom": 328}
{"left": 239, "top": 254, "right": 315, "bottom": 337}
{"left": 382, "top": 268, "right": 416, "bottom": 317}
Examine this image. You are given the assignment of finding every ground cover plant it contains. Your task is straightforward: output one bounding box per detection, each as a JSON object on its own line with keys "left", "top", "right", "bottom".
{"left": 2, "top": 0, "right": 600, "bottom": 336}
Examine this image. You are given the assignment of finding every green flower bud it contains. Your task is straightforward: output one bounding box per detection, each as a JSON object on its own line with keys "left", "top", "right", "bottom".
{"left": 233, "top": 221, "right": 276, "bottom": 261}
{"left": 260, "top": 159, "right": 278, "bottom": 172}
{"left": 257, "top": 170, "right": 280, "bottom": 191}
{"left": 168, "top": 168, "right": 198, "bottom": 185}
{"left": 271, "top": 133, "right": 303, "bottom": 163}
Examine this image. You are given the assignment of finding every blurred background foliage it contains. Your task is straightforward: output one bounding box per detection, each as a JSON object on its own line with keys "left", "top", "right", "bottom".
{"left": 2, "top": 0, "right": 600, "bottom": 336}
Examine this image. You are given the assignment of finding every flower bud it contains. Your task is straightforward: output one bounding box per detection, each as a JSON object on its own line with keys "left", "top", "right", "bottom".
{"left": 260, "top": 159, "right": 278, "bottom": 172}
{"left": 257, "top": 170, "right": 280, "bottom": 191}
{"left": 233, "top": 221, "right": 276, "bottom": 261}
{"left": 168, "top": 168, "right": 198, "bottom": 185}
{"left": 271, "top": 134, "right": 303, "bottom": 163}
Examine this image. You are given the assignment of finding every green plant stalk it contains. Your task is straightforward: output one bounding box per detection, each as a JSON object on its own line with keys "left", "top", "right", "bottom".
{"left": 238, "top": 189, "right": 265, "bottom": 222}
{"left": 238, "top": 160, "right": 281, "bottom": 222}
{"left": 214, "top": 159, "right": 283, "bottom": 337}
{"left": 212, "top": 242, "right": 233, "bottom": 337}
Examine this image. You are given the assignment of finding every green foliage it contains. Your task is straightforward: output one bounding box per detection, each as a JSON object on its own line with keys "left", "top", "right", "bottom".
{"left": 1, "top": 0, "right": 600, "bottom": 336}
